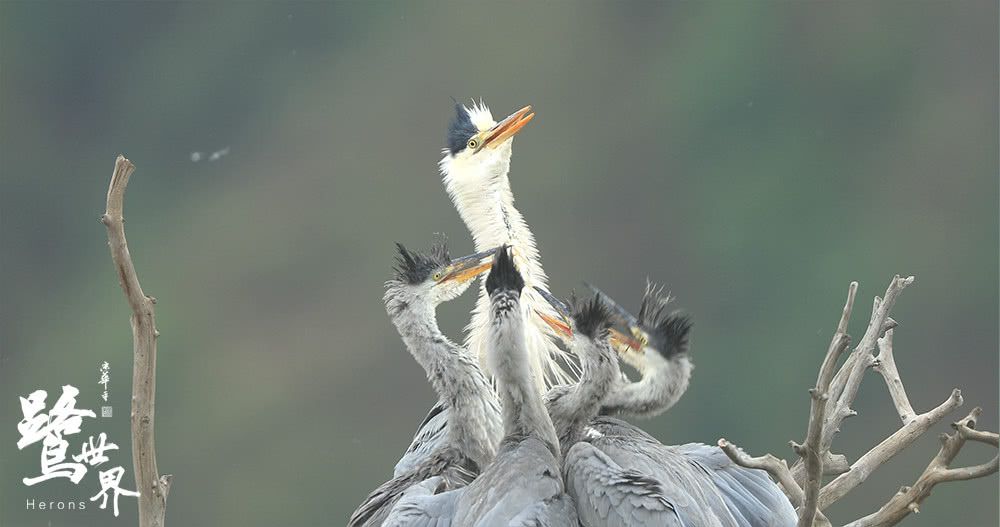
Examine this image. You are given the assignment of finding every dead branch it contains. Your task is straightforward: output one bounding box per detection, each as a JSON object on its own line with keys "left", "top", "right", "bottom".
{"left": 719, "top": 276, "right": 996, "bottom": 526}
{"left": 718, "top": 438, "right": 805, "bottom": 507}
{"left": 791, "top": 282, "right": 857, "bottom": 527}
{"left": 842, "top": 408, "right": 999, "bottom": 527}
{"left": 871, "top": 329, "right": 916, "bottom": 425}
{"left": 102, "top": 155, "right": 171, "bottom": 527}
{"left": 817, "top": 388, "right": 963, "bottom": 508}
{"left": 821, "top": 276, "right": 914, "bottom": 455}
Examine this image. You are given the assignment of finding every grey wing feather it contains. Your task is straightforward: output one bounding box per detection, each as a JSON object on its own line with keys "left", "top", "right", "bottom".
{"left": 584, "top": 419, "right": 738, "bottom": 526}
{"left": 454, "top": 437, "right": 568, "bottom": 526}
{"left": 508, "top": 494, "right": 578, "bottom": 527}
{"left": 383, "top": 476, "right": 462, "bottom": 527}
{"left": 672, "top": 443, "right": 797, "bottom": 527}
{"left": 395, "top": 402, "right": 449, "bottom": 476}
{"left": 564, "top": 441, "right": 685, "bottom": 527}
{"left": 350, "top": 474, "right": 414, "bottom": 527}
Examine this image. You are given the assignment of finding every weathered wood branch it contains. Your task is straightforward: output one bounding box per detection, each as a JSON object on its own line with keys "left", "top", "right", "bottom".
{"left": 102, "top": 155, "right": 171, "bottom": 527}
{"left": 821, "top": 276, "right": 913, "bottom": 453}
{"left": 718, "top": 438, "right": 805, "bottom": 507}
{"left": 842, "top": 408, "right": 998, "bottom": 527}
{"left": 792, "top": 282, "right": 856, "bottom": 527}
{"left": 817, "top": 388, "right": 963, "bottom": 508}
{"left": 721, "top": 276, "right": 995, "bottom": 526}
{"left": 871, "top": 329, "right": 916, "bottom": 425}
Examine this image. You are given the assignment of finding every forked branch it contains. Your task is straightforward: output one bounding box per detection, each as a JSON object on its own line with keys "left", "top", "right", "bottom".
{"left": 718, "top": 276, "right": 997, "bottom": 526}
{"left": 842, "top": 408, "right": 998, "bottom": 527}
{"left": 102, "top": 155, "right": 171, "bottom": 527}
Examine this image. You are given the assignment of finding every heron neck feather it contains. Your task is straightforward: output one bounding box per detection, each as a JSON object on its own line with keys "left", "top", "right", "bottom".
{"left": 385, "top": 287, "right": 500, "bottom": 468}
{"left": 488, "top": 295, "right": 560, "bottom": 454}
{"left": 600, "top": 354, "right": 693, "bottom": 418}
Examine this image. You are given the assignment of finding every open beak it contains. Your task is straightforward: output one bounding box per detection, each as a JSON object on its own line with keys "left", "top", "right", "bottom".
{"left": 609, "top": 328, "right": 645, "bottom": 353}
{"left": 584, "top": 283, "right": 646, "bottom": 353}
{"left": 475, "top": 105, "right": 535, "bottom": 153}
{"left": 533, "top": 286, "right": 573, "bottom": 338}
{"left": 439, "top": 247, "right": 502, "bottom": 283}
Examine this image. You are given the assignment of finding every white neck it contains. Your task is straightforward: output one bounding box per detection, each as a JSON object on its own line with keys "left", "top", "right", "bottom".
{"left": 441, "top": 151, "right": 576, "bottom": 391}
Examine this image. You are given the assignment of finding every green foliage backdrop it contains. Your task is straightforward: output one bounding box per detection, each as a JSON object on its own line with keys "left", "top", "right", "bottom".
{"left": 2, "top": 2, "right": 996, "bottom": 526}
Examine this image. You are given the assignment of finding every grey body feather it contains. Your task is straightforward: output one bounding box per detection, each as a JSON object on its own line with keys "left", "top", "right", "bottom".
{"left": 451, "top": 259, "right": 573, "bottom": 526}
{"left": 349, "top": 252, "right": 502, "bottom": 527}
{"left": 573, "top": 416, "right": 797, "bottom": 527}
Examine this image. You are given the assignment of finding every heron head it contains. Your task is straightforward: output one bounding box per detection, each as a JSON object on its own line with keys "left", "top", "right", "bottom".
{"left": 586, "top": 282, "right": 693, "bottom": 372}
{"left": 392, "top": 240, "right": 499, "bottom": 304}
{"left": 439, "top": 101, "right": 534, "bottom": 195}
{"left": 534, "top": 288, "right": 614, "bottom": 343}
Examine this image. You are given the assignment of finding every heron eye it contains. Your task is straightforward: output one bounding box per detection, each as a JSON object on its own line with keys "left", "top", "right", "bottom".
{"left": 432, "top": 272, "right": 443, "bottom": 281}
{"left": 467, "top": 138, "right": 479, "bottom": 150}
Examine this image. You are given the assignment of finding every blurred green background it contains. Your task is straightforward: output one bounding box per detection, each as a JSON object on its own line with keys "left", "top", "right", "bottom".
{"left": 1, "top": 2, "right": 996, "bottom": 526}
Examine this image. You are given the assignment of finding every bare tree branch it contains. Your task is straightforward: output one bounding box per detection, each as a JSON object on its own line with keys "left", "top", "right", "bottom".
{"left": 101, "top": 155, "right": 171, "bottom": 527}
{"left": 718, "top": 438, "right": 804, "bottom": 507}
{"left": 871, "top": 329, "right": 916, "bottom": 425}
{"left": 791, "top": 451, "right": 852, "bottom": 488}
{"left": 842, "top": 408, "right": 998, "bottom": 527}
{"left": 792, "top": 282, "right": 857, "bottom": 527}
{"left": 817, "top": 388, "right": 963, "bottom": 508}
{"left": 791, "top": 277, "right": 912, "bottom": 486}
{"left": 729, "top": 276, "right": 994, "bottom": 526}
{"left": 822, "top": 276, "right": 914, "bottom": 453}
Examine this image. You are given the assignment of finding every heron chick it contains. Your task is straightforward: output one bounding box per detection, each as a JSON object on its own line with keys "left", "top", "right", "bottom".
{"left": 349, "top": 241, "right": 502, "bottom": 527}
{"left": 451, "top": 247, "right": 577, "bottom": 526}
{"left": 533, "top": 288, "right": 620, "bottom": 455}
{"left": 588, "top": 282, "right": 694, "bottom": 419}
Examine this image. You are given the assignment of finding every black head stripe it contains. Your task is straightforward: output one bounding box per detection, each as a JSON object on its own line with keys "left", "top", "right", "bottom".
{"left": 446, "top": 103, "right": 478, "bottom": 155}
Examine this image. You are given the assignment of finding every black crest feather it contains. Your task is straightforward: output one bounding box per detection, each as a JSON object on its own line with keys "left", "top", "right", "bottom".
{"left": 446, "top": 103, "right": 478, "bottom": 155}
{"left": 637, "top": 282, "right": 692, "bottom": 358}
{"left": 655, "top": 312, "right": 693, "bottom": 359}
{"left": 572, "top": 294, "right": 613, "bottom": 340}
{"left": 485, "top": 246, "right": 523, "bottom": 295}
{"left": 393, "top": 240, "right": 450, "bottom": 284}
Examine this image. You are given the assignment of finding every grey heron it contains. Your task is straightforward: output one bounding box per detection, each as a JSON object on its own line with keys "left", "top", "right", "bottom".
{"left": 589, "top": 282, "right": 695, "bottom": 419}
{"left": 439, "top": 101, "right": 576, "bottom": 391}
{"left": 532, "top": 288, "right": 621, "bottom": 454}
{"left": 349, "top": 241, "right": 502, "bottom": 527}
{"left": 447, "top": 247, "right": 577, "bottom": 526}
{"left": 566, "top": 286, "right": 798, "bottom": 527}
{"left": 392, "top": 101, "right": 566, "bottom": 478}
{"left": 393, "top": 265, "right": 691, "bottom": 479}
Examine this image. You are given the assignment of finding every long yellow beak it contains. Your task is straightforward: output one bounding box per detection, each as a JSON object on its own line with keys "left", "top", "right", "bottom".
{"left": 476, "top": 105, "right": 535, "bottom": 153}
{"left": 537, "top": 311, "right": 572, "bottom": 337}
{"left": 609, "top": 328, "right": 644, "bottom": 353}
{"left": 439, "top": 247, "right": 501, "bottom": 283}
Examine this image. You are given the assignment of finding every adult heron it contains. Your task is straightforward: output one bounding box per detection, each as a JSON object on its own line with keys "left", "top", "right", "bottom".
{"left": 349, "top": 241, "right": 502, "bottom": 527}
{"left": 439, "top": 101, "right": 575, "bottom": 390}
